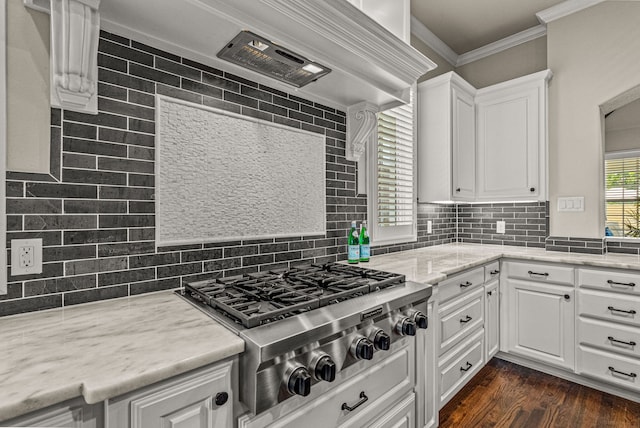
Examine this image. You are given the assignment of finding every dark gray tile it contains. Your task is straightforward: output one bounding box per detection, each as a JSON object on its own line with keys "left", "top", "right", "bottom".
{"left": 289, "top": 110, "right": 314, "bottom": 124}
{"left": 224, "top": 91, "right": 258, "bottom": 108}
{"left": 97, "top": 52, "right": 128, "bottom": 72}
{"left": 130, "top": 278, "right": 180, "bottom": 295}
{"left": 129, "top": 253, "right": 180, "bottom": 268}
{"left": 99, "top": 128, "right": 155, "bottom": 147}
{"left": 182, "top": 248, "right": 223, "bottom": 262}
{"left": 98, "top": 68, "right": 155, "bottom": 93}
{"left": 25, "top": 275, "right": 96, "bottom": 297}
{"left": 128, "top": 118, "right": 155, "bottom": 134}
{"left": 6, "top": 181, "right": 24, "bottom": 197}
{"left": 63, "top": 153, "right": 96, "bottom": 169}
{"left": 157, "top": 83, "right": 203, "bottom": 104}
{"left": 130, "top": 63, "right": 180, "bottom": 87}
{"left": 98, "top": 241, "right": 155, "bottom": 257}
{"left": 64, "top": 229, "right": 128, "bottom": 245}
{"left": 64, "top": 137, "right": 128, "bottom": 157}
{"left": 98, "top": 82, "right": 127, "bottom": 101}
{"left": 157, "top": 262, "right": 202, "bottom": 278}
{"left": 99, "top": 215, "right": 155, "bottom": 228}
{"left": 128, "top": 174, "right": 154, "bottom": 188}
{"left": 43, "top": 245, "right": 96, "bottom": 262}
{"left": 98, "top": 157, "right": 154, "bottom": 174}
{"left": 182, "top": 59, "right": 223, "bottom": 76}
{"left": 131, "top": 40, "right": 181, "bottom": 62}
{"left": 156, "top": 57, "right": 201, "bottom": 81}
{"left": 98, "top": 98, "right": 155, "bottom": 121}
{"left": 66, "top": 257, "right": 128, "bottom": 275}
{"left": 24, "top": 215, "right": 97, "bottom": 230}
{"left": 128, "top": 146, "right": 155, "bottom": 161}
{"left": 0, "top": 295, "right": 63, "bottom": 317}
{"left": 129, "top": 201, "right": 155, "bottom": 213}
{"left": 7, "top": 231, "right": 62, "bottom": 247}
{"left": 63, "top": 285, "right": 128, "bottom": 306}
{"left": 63, "top": 122, "right": 97, "bottom": 139}
{"left": 128, "top": 90, "right": 155, "bottom": 107}
{"left": 62, "top": 169, "right": 127, "bottom": 186}
{"left": 203, "top": 73, "right": 240, "bottom": 92}
{"left": 6, "top": 199, "right": 62, "bottom": 214}
{"left": 99, "top": 186, "right": 155, "bottom": 200}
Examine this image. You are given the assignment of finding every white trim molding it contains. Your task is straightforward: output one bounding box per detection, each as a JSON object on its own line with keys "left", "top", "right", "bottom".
{"left": 49, "top": 0, "right": 100, "bottom": 114}
{"left": 456, "top": 25, "right": 547, "bottom": 67}
{"left": 410, "top": 15, "right": 458, "bottom": 66}
{"left": 1, "top": 0, "right": 7, "bottom": 295}
{"left": 536, "top": 0, "right": 607, "bottom": 24}
{"left": 346, "top": 102, "right": 378, "bottom": 163}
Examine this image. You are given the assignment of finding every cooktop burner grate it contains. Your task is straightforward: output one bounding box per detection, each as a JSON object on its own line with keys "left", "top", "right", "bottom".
{"left": 184, "top": 263, "right": 405, "bottom": 328}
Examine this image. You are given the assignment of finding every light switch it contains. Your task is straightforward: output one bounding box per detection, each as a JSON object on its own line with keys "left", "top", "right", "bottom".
{"left": 557, "top": 197, "right": 585, "bottom": 212}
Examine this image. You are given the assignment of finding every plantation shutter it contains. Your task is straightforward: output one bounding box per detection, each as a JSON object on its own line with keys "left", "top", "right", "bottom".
{"left": 605, "top": 155, "right": 640, "bottom": 237}
{"left": 376, "top": 99, "right": 415, "bottom": 228}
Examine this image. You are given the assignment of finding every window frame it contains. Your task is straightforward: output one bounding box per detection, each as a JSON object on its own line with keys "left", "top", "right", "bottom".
{"left": 366, "top": 89, "right": 417, "bottom": 246}
{"left": 604, "top": 149, "right": 640, "bottom": 239}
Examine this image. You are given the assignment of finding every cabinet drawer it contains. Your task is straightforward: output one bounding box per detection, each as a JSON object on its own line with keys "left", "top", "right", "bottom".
{"left": 578, "top": 346, "right": 640, "bottom": 392}
{"left": 438, "top": 267, "right": 484, "bottom": 304}
{"left": 505, "top": 261, "right": 574, "bottom": 286}
{"left": 439, "top": 329, "right": 484, "bottom": 407}
{"left": 485, "top": 262, "right": 500, "bottom": 282}
{"left": 578, "top": 317, "right": 640, "bottom": 359}
{"left": 579, "top": 289, "right": 640, "bottom": 327}
{"left": 579, "top": 268, "right": 640, "bottom": 295}
{"left": 439, "top": 287, "right": 484, "bottom": 355}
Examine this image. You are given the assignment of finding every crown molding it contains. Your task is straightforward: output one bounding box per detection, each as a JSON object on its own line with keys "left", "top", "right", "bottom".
{"left": 536, "top": 0, "right": 606, "bottom": 24}
{"left": 456, "top": 25, "right": 547, "bottom": 67}
{"left": 410, "top": 15, "right": 458, "bottom": 66}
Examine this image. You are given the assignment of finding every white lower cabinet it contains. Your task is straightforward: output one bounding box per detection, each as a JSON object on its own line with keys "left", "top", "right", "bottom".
{"left": 484, "top": 279, "right": 499, "bottom": 360}
{"left": 107, "top": 361, "right": 233, "bottom": 428}
{"left": 502, "top": 261, "right": 575, "bottom": 370}
{"left": 5, "top": 399, "right": 103, "bottom": 428}
{"left": 365, "top": 393, "right": 415, "bottom": 428}
{"left": 438, "top": 329, "right": 484, "bottom": 407}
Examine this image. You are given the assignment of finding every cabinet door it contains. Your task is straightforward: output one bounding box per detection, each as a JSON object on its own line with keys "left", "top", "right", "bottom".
{"left": 451, "top": 85, "right": 475, "bottom": 201}
{"left": 127, "top": 362, "right": 232, "bottom": 428}
{"left": 484, "top": 279, "right": 499, "bottom": 360}
{"left": 365, "top": 393, "right": 415, "bottom": 428}
{"left": 476, "top": 86, "right": 541, "bottom": 200}
{"left": 505, "top": 279, "right": 575, "bottom": 370}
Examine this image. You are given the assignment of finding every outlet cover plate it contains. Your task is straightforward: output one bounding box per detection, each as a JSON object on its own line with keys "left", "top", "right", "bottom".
{"left": 496, "top": 221, "right": 506, "bottom": 234}
{"left": 11, "top": 238, "right": 43, "bottom": 276}
{"left": 427, "top": 220, "right": 433, "bottom": 234}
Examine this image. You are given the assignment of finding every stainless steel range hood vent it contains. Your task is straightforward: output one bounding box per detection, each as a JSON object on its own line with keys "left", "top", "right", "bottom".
{"left": 217, "top": 31, "right": 331, "bottom": 88}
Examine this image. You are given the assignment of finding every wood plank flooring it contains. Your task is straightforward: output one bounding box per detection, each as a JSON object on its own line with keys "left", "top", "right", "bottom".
{"left": 439, "top": 358, "right": 640, "bottom": 428}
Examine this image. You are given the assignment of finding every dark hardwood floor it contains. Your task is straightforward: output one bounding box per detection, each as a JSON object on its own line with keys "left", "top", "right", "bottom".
{"left": 439, "top": 358, "right": 640, "bottom": 428}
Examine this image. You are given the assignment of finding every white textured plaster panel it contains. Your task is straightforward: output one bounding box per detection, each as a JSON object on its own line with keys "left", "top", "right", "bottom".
{"left": 156, "top": 96, "right": 326, "bottom": 246}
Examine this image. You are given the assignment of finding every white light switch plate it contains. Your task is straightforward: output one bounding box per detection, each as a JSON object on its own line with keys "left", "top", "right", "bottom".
{"left": 11, "top": 238, "right": 43, "bottom": 276}
{"left": 427, "top": 220, "right": 433, "bottom": 234}
{"left": 557, "top": 197, "right": 584, "bottom": 212}
{"left": 496, "top": 221, "right": 506, "bottom": 234}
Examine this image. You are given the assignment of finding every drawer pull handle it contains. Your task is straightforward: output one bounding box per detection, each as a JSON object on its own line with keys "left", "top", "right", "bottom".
{"left": 341, "top": 391, "right": 368, "bottom": 412}
{"left": 608, "top": 366, "right": 637, "bottom": 379}
{"left": 564, "top": 294, "right": 571, "bottom": 300}
{"left": 460, "top": 362, "right": 473, "bottom": 372}
{"left": 487, "top": 291, "right": 493, "bottom": 296}
{"left": 607, "top": 280, "right": 636, "bottom": 287}
{"left": 460, "top": 315, "right": 473, "bottom": 324}
{"left": 528, "top": 271, "right": 549, "bottom": 277}
{"left": 608, "top": 306, "right": 637, "bottom": 315}
{"left": 490, "top": 270, "right": 500, "bottom": 275}
{"left": 460, "top": 281, "right": 473, "bottom": 288}
{"left": 608, "top": 336, "right": 637, "bottom": 347}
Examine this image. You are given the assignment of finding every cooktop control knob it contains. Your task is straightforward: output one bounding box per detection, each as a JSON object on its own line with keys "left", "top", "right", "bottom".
{"left": 410, "top": 311, "right": 428, "bottom": 330}
{"left": 287, "top": 367, "right": 312, "bottom": 396}
{"left": 314, "top": 355, "right": 337, "bottom": 382}
{"left": 396, "top": 318, "right": 417, "bottom": 336}
{"left": 371, "top": 329, "right": 391, "bottom": 351}
{"left": 351, "top": 337, "right": 374, "bottom": 360}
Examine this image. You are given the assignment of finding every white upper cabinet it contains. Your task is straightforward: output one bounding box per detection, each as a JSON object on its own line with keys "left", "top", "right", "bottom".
{"left": 417, "top": 72, "right": 476, "bottom": 202}
{"left": 346, "top": 0, "right": 410, "bottom": 43}
{"left": 417, "top": 70, "right": 552, "bottom": 203}
{"left": 475, "top": 70, "right": 552, "bottom": 201}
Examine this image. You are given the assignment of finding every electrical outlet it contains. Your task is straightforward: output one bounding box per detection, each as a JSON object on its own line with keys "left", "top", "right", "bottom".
{"left": 427, "top": 220, "right": 433, "bottom": 234}
{"left": 496, "top": 221, "right": 506, "bottom": 234}
{"left": 11, "top": 239, "right": 43, "bottom": 276}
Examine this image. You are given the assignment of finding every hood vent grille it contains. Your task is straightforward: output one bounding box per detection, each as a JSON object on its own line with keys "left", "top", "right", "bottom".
{"left": 217, "top": 31, "right": 331, "bottom": 88}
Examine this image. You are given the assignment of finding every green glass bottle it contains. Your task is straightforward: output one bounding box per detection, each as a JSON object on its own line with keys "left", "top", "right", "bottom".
{"left": 359, "top": 220, "right": 370, "bottom": 262}
{"left": 347, "top": 221, "right": 360, "bottom": 263}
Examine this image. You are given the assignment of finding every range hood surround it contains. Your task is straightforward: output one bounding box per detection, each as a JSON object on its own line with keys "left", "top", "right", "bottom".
{"left": 25, "top": 0, "right": 436, "bottom": 163}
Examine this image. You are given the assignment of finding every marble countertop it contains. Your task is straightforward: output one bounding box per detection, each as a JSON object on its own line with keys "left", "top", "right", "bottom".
{"left": 0, "top": 290, "right": 244, "bottom": 422}
{"left": 361, "top": 242, "right": 640, "bottom": 283}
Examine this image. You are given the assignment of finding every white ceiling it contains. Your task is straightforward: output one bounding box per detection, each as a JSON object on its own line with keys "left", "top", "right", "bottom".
{"left": 410, "top": 0, "right": 565, "bottom": 54}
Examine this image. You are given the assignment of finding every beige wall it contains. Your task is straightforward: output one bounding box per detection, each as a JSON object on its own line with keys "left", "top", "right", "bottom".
{"left": 410, "top": 34, "right": 455, "bottom": 82}
{"left": 605, "top": 127, "right": 640, "bottom": 153}
{"left": 6, "top": 1, "right": 50, "bottom": 173}
{"left": 456, "top": 37, "right": 547, "bottom": 89}
{"left": 548, "top": 1, "right": 640, "bottom": 238}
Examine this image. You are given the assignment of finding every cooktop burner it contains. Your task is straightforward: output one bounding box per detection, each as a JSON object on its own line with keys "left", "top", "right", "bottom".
{"left": 184, "top": 263, "right": 405, "bottom": 328}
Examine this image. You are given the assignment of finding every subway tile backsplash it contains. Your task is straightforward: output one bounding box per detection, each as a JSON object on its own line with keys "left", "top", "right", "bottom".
{"left": 2, "top": 30, "right": 552, "bottom": 316}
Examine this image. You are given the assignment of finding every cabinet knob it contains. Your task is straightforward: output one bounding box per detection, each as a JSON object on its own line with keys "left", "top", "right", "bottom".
{"left": 564, "top": 294, "right": 570, "bottom": 300}
{"left": 456, "top": 188, "right": 461, "bottom": 192}
{"left": 530, "top": 187, "right": 536, "bottom": 192}
{"left": 215, "top": 392, "right": 229, "bottom": 406}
